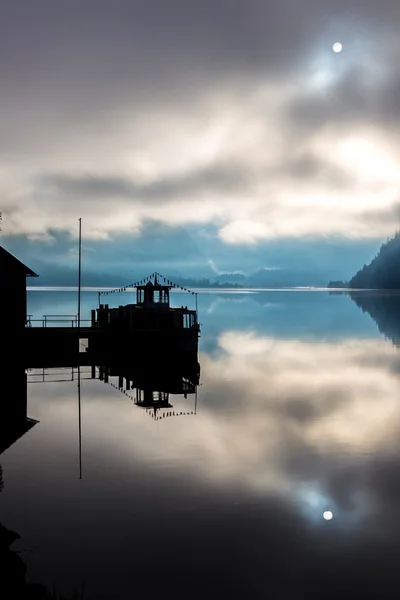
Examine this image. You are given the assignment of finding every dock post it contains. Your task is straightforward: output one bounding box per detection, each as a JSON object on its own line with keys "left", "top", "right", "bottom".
{"left": 104, "top": 304, "right": 109, "bottom": 329}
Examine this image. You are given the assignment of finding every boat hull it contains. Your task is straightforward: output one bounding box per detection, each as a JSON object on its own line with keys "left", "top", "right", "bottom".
{"left": 87, "top": 328, "right": 199, "bottom": 355}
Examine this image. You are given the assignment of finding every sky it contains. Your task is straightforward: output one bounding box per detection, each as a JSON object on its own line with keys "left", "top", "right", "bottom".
{"left": 1, "top": 0, "right": 400, "bottom": 280}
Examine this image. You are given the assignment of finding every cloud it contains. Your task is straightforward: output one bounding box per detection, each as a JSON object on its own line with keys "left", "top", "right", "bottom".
{"left": 361, "top": 201, "right": 400, "bottom": 225}
{"left": 39, "top": 162, "right": 254, "bottom": 202}
{"left": 1, "top": 0, "right": 400, "bottom": 243}
{"left": 287, "top": 62, "right": 400, "bottom": 135}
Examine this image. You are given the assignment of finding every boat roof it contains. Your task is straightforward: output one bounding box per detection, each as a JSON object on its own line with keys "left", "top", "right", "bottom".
{"left": 138, "top": 280, "right": 171, "bottom": 289}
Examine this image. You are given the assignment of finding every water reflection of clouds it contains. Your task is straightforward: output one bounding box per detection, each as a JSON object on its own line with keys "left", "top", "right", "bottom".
{"left": 201, "top": 332, "right": 400, "bottom": 526}
{"left": 205, "top": 296, "right": 280, "bottom": 314}
{"left": 3, "top": 333, "right": 400, "bottom": 596}
{"left": 24, "top": 332, "right": 400, "bottom": 531}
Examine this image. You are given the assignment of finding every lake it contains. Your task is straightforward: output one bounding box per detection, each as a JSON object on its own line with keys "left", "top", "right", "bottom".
{"left": 2, "top": 288, "right": 400, "bottom": 598}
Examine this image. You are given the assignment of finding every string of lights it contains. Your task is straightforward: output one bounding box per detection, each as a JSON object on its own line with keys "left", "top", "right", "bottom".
{"left": 98, "top": 271, "right": 197, "bottom": 296}
{"left": 101, "top": 378, "right": 197, "bottom": 420}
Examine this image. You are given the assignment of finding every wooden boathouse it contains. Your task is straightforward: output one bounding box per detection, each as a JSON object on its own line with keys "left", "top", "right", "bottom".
{"left": 0, "top": 246, "right": 38, "bottom": 430}
{"left": 0, "top": 246, "right": 38, "bottom": 335}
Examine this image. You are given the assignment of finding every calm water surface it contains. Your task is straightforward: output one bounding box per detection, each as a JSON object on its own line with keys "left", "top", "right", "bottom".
{"left": 2, "top": 289, "right": 400, "bottom": 598}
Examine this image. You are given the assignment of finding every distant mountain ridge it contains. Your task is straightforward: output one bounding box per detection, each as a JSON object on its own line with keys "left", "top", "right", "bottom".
{"left": 28, "top": 267, "right": 330, "bottom": 288}
{"left": 3, "top": 221, "right": 380, "bottom": 288}
{"left": 171, "top": 268, "right": 331, "bottom": 288}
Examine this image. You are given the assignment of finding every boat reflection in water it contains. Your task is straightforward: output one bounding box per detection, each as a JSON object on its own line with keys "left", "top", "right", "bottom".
{"left": 97, "top": 355, "right": 200, "bottom": 420}
{"left": 1, "top": 338, "right": 200, "bottom": 464}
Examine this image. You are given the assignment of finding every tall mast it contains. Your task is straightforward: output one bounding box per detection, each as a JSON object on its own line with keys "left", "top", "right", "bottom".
{"left": 78, "top": 218, "right": 82, "bottom": 331}
{"left": 78, "top": 217, "right": 82, "bottom": 479}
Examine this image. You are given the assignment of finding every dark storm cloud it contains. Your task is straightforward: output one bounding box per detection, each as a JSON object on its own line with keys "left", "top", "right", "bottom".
{"left": 280, "top": 153, "right": 354, "bottom": 188}
{"left": 361, "top": 201, "right": 400, "bottom": 225}
{"left": 0, "top": 0, "right": 399, "bottom": 123}
{"left": 39, "top": 151, "right": 354, "bottom": 203}
{"left": 0, "top": 0, "right": 330, "bottom": 89}
{"left": 287, "top": 66, "right": 400, "bottom": 134}
{"left": 39, "top": 163, "right": 254, "bottom": 201}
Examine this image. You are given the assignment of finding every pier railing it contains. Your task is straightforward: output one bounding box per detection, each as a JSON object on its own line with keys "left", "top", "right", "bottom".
{"left": 27, "top": 366, "right": 95, "bottom": 383}
{"left": 26, "top": 314, "right": 91, "bottom": 328}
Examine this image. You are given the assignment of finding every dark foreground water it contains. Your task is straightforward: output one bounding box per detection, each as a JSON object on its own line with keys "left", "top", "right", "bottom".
{"left": 2, "top": 288, "right": 400, "bottom": 598}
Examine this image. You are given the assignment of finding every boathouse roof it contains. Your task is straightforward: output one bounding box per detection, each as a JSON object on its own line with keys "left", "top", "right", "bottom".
{"left": 0, "top": 246, "right": 38, "bottom": 277}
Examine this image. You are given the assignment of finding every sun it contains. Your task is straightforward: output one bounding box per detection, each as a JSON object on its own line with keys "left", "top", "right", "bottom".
{"left": 323, "top": 511, "right": 333, "bottom": 520}
{"left": 332, "top": 42, "right": 343, "bottom": 53}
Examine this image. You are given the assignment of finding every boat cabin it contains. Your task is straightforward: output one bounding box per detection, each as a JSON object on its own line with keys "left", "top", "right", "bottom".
{"left": 137, "top": 275, "right": 170, "bottom": 308}
{"left": 94, "top": 274, "right": 199, "bottom": 334}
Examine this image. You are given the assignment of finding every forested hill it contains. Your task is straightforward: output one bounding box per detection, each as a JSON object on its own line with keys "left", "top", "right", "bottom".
{"left": 349, "top": 233, "right": 400, "bottom": 289}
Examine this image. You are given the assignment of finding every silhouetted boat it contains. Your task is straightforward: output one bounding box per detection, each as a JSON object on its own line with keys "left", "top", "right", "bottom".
{"left": 88, "top": 274, "right": 200, "bottom": 355}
